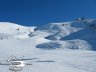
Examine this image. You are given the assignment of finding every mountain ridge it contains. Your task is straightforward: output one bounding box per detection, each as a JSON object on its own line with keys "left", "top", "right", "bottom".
{"left": 0, "top": 18, "right": 96, "bottom": 50}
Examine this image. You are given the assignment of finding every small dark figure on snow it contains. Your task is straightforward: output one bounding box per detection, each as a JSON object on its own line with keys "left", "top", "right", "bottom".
{"left": 16, "top": 28, "right": 19, "bottom": 31}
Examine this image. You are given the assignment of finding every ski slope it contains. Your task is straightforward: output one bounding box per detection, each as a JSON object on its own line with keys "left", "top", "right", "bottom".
{"left": 0, "top": 18, "right": 96, "bottom": 72}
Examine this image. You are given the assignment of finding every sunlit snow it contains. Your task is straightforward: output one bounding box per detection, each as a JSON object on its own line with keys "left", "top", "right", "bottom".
{"left": 0, "top": 18, "right": 96, "bottom": 72}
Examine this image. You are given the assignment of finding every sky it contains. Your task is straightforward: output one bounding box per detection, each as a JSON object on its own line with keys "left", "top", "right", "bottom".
{"left": 0, "top": 0, "right": 96, "bottom": 26}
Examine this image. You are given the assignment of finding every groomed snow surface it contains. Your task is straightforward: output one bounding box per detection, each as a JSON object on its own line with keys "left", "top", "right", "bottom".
{"left": 0, "top": 19, "right": 96, "bottom": 72}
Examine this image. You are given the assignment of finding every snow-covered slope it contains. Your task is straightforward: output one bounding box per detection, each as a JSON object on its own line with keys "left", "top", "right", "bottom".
{"left": 35, "top": 18, "right": 96, "bottom": 50}
{"left": 0, "top": 19, "right": 96, "bottom": 50}
{"left": 0, "top": 22, "right": 36, "bottom": 39}
{"left": 0, "top": 18, "right": 96, "bottom": 72}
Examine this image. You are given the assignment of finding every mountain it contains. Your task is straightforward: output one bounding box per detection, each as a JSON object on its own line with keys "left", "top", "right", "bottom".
{"left": 0, "top": 19, "right": 96, "bottom": 50}
{"left": 0, "top": 22, "right": 36, "bottom": 39}
{"left": 35, "top": 18, "right": 96, "bottom": 50}
{"left": 0, "top": 18, "right": 96, "bottom": 72}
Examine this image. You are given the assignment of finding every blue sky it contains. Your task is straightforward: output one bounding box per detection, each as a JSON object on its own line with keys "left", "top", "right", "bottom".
{"left": 0, "top": 0, "right": 96, "bottom": 26}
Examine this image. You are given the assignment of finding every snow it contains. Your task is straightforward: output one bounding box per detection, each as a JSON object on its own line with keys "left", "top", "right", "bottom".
{"left": 0, "top": 19, "right": 96, "bottom": 72}
{"left": 0, "top": 22, "right": 36, "bottom": 39}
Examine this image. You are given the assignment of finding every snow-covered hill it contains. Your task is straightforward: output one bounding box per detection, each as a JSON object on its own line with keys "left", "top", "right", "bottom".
{"left": 0, "top": 22, "right": 36, "bottom": 39}
{"left": 35, "top": 18, "right": 96, "bottom": 50}
{"left": 0, "top": 18, "right": 96, "bottom": 72}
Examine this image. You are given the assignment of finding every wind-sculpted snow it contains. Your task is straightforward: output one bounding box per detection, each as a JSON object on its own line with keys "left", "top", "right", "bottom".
{"left": 61, "top": 28, "right": 96, "bottom": 50}
{"left": 60, "top": 39, "right": 91, "bottom": 50}
{"left": 36, "top": 42, "right": 61, "bottom": 49}
{"left": 42, "top": 22, "right": 80, "bottom": 40}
